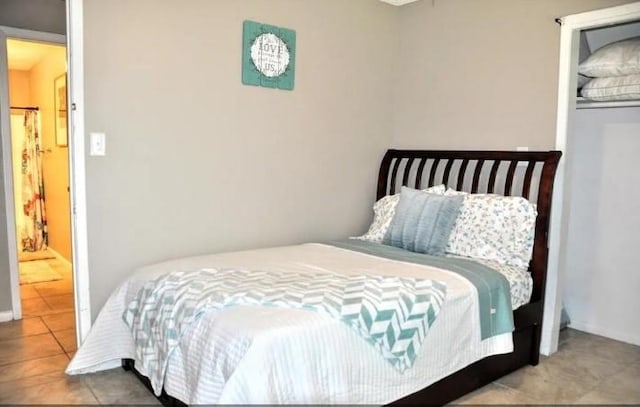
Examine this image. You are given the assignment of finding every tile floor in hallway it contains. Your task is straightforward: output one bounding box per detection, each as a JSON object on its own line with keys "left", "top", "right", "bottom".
{"left": 0, "top": 322, "right": 637, "bottom": 405}
{"left": 18, "top": 258, "right": 77, "bottom": 359}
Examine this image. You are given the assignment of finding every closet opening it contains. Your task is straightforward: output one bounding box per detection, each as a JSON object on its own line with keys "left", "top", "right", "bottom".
{"left": 548, "top": 2, "right": 640, "bottom": 356}
{"left": 576, "top": 21, "right": 640, "bottom": 109}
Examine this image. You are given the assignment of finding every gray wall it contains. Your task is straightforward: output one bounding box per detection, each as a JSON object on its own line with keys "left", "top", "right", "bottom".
{"left": 0, "top": 0, "right": 67, "bottom": 315}
{"left": 563, "top": 107, "right": 640, "bottom": 345}
{"left": 0, "top": 0, "right": 66, "bottom": 34}
{"left": 83, "top": 0, "right": 397, "bottom": 317}
{"left": 6, "top": 0, "right": 638, "bottom": 320}
{"left": 391, "top": 0, "right": 637, "bottom": 150}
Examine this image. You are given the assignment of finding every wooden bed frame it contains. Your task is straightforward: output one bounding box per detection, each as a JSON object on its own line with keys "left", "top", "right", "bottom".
{"left": 123, "top": 149, "right": 562, "bottom": 406}
{"left": 380, "top": 149, "right": 561, "bottom": 405}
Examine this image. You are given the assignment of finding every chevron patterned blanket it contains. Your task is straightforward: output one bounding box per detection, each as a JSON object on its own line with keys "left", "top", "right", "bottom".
{"left": 123, "top": 268, "right": 447, "bottom": 394}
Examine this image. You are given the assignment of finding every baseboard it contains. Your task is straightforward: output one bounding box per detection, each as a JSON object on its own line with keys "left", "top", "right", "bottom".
{"left": 48, "top": 247, "right": 72, "bottom": 269}
{"left": 569, "top": 321, "right": 640, "bottom": 346}
{"left": 0, "top": 310, "right": 14, "bottom": 323}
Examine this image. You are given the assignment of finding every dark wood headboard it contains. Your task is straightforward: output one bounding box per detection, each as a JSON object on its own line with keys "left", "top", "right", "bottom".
{"left": 376, "top": 149, "right": 562, "bottom": 303}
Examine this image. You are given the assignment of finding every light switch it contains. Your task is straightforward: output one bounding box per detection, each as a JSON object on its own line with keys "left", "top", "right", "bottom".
{"left": 90, "top": 132, "right": 106, "bottom": 156}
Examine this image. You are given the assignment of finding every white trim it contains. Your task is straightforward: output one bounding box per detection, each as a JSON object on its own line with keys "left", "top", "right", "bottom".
{"left": 67, "top": 0, "right": 92, "bottom": 345}
{"left": 0, "top": 310, "right": 13, "bottom": 323}
{"left": 47, "top": 247, "right": 73, "bottom": 269}
{"left": 0, "top": 28, "right": 66, "bottom": 322}
{"left": 569, "top": 321, "right": 640, "bottom": 347}
{"left": 0, "top": 29, "right": 21, "bottom": 320}
{"left": 541, "top": 15, "right": 579, "bottom": 356}
{"left": 546, "top": 1, "right": 640, "bottom": 356}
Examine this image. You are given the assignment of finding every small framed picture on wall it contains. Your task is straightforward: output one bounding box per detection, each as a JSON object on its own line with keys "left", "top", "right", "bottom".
{"left": 54, "top": 74, "right": 68, "bottom": 147}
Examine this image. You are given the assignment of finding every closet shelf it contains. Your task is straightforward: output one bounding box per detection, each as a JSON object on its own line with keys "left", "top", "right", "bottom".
{"left": 576, "top": 97, "right": 640, "bottom": 109}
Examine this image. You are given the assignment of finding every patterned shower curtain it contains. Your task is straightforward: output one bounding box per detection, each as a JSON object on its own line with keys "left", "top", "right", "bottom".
{"left": 20, "top": 110, "right": 48, "bottom": 252}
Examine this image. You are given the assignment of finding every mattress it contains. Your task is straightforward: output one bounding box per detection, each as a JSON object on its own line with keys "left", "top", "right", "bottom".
{"left": 67, "top": 242, "right": 532, "bottom": 404}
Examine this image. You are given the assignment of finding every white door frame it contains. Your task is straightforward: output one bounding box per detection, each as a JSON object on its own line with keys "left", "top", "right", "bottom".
{"left": 66, "top": 0, "right": 91, "bottom": 345}
{"left": 0, "top": 28, "right": 24, "bottom": 322}
{"left": 0, "top": 26, "right": 66, "bottom": 322}
{"left": 543, "top": 1, "right": 640, "bottom": 355}
{"left": 0, "top": 0, "right": 92, "bottom": 345}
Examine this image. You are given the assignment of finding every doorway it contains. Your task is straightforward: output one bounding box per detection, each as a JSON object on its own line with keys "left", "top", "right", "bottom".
{"left": 546, "top": 1, "right": 640, "bottom": 355}
{"left": 5, "top": 38, "right": 76, "bottom": 356}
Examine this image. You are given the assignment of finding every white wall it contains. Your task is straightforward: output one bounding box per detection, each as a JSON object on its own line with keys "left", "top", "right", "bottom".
{"left": 563, "top": 107, "right": 640, "bottom": 346}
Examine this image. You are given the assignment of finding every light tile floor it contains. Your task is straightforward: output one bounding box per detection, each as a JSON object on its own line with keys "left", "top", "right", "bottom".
{"left": 0, "top": 307, "right": 638, "bottom": 405}
{"left": 453, "top": 328, "right": 640, "bottom": 405}
{"left": 0, "top": 256, "right": 159, "bottom": 405}
{"left": 18, "top": 258, "right": 76, "bottom": 359}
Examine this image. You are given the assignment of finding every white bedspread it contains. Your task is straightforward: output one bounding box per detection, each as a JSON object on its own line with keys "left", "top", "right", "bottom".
{"left": 67, "top": 243, "right": 515, "bottom": 404}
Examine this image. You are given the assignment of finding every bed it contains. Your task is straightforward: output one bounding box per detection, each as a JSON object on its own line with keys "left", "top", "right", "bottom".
{"left": 67, "top": 149, "right": 561, "bottom": 406}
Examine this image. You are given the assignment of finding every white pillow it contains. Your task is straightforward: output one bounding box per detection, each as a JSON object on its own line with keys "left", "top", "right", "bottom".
{"left": 578, "top": 37, "right": 640, "bottom": 77}
{"left": 580, "top": 74, "right": 640, "bottom": 101}
{"left": 444, "top": 189, "right": 537, "bottom": 269}
{"left": 355, "top": 185, "right": 446, "bottom": 243}
{"left": 577, "top": 74, "right": 590, "bottom": 89}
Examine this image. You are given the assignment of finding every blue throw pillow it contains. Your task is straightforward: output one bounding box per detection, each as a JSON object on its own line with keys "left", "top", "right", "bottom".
{"left": 383, "top": 187, "right": 464, "bottom": 256}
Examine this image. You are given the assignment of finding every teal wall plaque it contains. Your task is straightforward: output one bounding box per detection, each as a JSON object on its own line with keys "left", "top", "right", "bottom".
{"left": 242, "top": 20, "right": 296, "bottom": 90}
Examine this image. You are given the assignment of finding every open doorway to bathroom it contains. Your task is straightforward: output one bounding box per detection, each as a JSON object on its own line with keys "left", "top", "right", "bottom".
{"left": 6, "top": 38, "right": 75, "bottom": 357}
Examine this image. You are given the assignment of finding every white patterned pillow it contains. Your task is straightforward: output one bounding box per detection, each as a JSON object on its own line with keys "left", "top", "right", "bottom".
{"left": 355, "top": 185, "right": 446, "bottom": 243}
{"left": 444, "top": 189, "right": 537, "bottom": 269}
{"left": 580, "top": 74, "right": 640, "bottom": 101}
{"left": 578, "top": 36, "right": 640, "bottom": 77}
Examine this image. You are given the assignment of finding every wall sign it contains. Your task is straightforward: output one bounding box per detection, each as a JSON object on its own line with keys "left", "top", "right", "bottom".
{"left": 242, "top": 20, "right": 296, "bottom": 90}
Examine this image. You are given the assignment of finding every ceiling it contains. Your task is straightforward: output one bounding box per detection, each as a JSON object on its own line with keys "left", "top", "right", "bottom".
{"left": 6, "top": 39, "right": 64, "bottom": 71}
